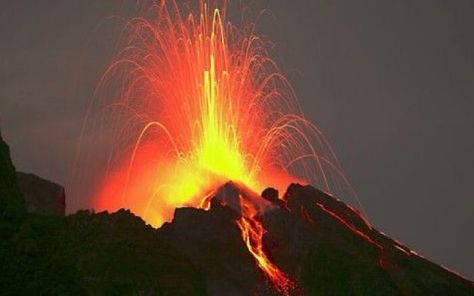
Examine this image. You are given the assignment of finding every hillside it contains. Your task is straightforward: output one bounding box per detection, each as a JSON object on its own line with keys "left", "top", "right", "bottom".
{"left": 0, "top": 133, "right": 472, "bottom": 295}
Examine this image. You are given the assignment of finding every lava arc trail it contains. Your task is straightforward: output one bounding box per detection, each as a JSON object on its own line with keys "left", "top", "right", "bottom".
{"left": 75, "top": 0, "right": 354, "bottom": 293}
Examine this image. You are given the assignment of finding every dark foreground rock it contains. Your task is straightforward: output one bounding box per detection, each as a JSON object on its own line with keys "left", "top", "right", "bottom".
{"left": 0, "top": 131, "right": 24, "bottom": 219}
{"left": 0, "top": 209, "right": 206, "bottom": 295}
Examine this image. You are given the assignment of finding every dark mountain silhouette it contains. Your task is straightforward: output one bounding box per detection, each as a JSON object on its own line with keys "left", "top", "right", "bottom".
{"left": 0, "top": 131, "right": 25, "bottom": 219}
{"left": 16, "top": 171, "right": 65, "bottom": 217}
{"left": 0, "top": 133, "right": 206, "bottom": 294}
{"left": 0, "top": 132, "right": 473, "bottom": 295}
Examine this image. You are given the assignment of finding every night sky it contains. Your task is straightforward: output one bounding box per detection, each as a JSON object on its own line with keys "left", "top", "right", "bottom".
{"left": 1, "top": 1, "right": 473, "bottom": 279}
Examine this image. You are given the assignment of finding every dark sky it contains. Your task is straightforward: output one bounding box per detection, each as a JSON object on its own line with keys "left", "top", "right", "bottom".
{"left": 1, "top": 1, "right": 473, "bottom": 279}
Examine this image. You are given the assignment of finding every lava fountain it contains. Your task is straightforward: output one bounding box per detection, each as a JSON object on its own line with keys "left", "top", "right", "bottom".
{"left": 76, "top": 0, "right": 354, "bottom": 293}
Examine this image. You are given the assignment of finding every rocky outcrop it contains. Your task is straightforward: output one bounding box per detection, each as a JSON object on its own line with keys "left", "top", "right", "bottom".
{"left": 0, "top": 131, "right": 24, "bottom": 218}
{"left": 0, "top": 134, "right": 205, "bottom": 295}
{"left": 158, "top": 202, "right": 273, "bottom": 295}
{"left": 157, "top": 183, "right": 474, "bottom": 295}
{"left": 0, "top": 208, "right": 206, "bottom": 295}
{"left": 16, "top": 172, "right": 65, "bottom": 216}
{"left": 0, "top": 131, "right": 65, "bottom": 218}
{"left": 263, "top": 184, "right": 474, "bottom": 295}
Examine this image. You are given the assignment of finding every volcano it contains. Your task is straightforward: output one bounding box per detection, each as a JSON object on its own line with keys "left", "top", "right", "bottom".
{"left": 2, "top": 1, "right": 473, "bottom": 294}
{"left": 2, "top": 132, "right": 473, "bottom": 294}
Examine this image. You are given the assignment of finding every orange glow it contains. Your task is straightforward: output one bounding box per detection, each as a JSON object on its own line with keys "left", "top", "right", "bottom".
{"left": 90, "top": 0, "right": 348, "bottom": 227}
{"left": 237, "top": 195, "right": 295, "bottom": 294}
{"left": 79, "top": 0, "right": 355, "bottom": 291}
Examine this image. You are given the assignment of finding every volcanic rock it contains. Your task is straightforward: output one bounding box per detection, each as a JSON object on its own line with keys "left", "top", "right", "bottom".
{"left": 210, "top": 181, "right": 274, "bottom": 214}
{"left": 0, "top": 134, "right": 206, "bottom": 295}
{"left": 261, "top": 187, "right": 279, "bottom": 203}
{"left": 261, "top": 187, "right": 287, "bottom": 210}
{"left": 16, "top": 172, "right": 65, "bottom": 216}
{"left": 158, "top": 202, "right": 272, "bottom": 295}
{"left": 157, "top": 182, "right": 474, "bottom": 295}
{"left": 0, "top": 131, "right": 24, "bottom": 218}
{"left": 1, "top": 134, "right": 472, "bottom": 295}
{"left": 0, "top": 207, "right": 207, "bottom": 294}
{"left": 210, "top": 181, "right": 242, "bottom": 211}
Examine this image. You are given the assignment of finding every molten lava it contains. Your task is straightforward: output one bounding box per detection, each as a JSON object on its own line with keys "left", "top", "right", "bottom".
{"left": 78, "top": 0, "right": 353, "bottom": 292}
{"left": 237, "top": 195, "right": 295, "bottom": 294}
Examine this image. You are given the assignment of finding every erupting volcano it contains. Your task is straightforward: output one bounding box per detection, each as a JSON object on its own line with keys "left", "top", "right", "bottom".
{"left": 2, "top": 1, "right": 473, "bottom": 294}
{"left": 77, "top": 0, "right": 353, "bottom": 293}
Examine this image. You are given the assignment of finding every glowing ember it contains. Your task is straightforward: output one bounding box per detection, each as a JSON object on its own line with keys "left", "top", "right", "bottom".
{"left": 76, "top": 0, "right": 353, "bottom": 292}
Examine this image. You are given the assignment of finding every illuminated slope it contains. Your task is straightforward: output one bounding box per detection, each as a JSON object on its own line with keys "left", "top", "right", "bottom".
{"left": 157, "top": 183, "right": 474, "bottom": 295}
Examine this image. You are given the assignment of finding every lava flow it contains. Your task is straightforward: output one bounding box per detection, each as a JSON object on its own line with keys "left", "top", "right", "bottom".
{"left": 77, "top": 0, "right": 351, "bottom": 293}
{"left": 237, "top": 194, "right": 295, "bottom": 293}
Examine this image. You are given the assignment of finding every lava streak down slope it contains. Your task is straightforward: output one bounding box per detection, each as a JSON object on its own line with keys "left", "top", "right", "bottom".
{"left": 158, "top": 182, "right": 474, "bottom": 295}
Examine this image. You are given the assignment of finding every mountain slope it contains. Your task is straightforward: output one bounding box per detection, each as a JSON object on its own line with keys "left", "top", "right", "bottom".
{"left": 0, "top": 134, "right": 206, "bottom": 295}
{"left": 0, "top": 133, "right": 472, "bottom": 295}
{"left": 158, "top": 182, "right": 474, "bottom": 295}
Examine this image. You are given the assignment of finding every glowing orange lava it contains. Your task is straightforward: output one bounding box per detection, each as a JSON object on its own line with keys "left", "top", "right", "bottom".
{"left": 237, "top": 195, "right": 295, "bottom": 294}
{"left": 77, "top": 0, "right": 354, "bottom": 292}
{"left": 90, "top": 0, "right": 348, "bottom": 227}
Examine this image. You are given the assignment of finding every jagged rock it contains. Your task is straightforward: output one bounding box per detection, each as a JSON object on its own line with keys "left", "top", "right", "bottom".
{"left": 261, "top": 187, "right": 279, "bottom": 203}
{"left": 0, "top": 134, "right": 206, "bottom": 294}
{"left": 210, "top": 181, "right": 241, "bottom": 211}
{"left": 156, "top": 182, "right": 474, "bottom": 295}
{"left": 16, "top": 172, "right": 65, "bottom": 216}
{"left": 158, "top": 203, "right": 274, "bottom": 295}
{"left": 261, "top": 184, "right": 474, "bottom": 295}
{"left": 211, "top": 181, "right": 273, "bottom": 214}
{"left": 0, "top": 132, "right": 66, "bottom": 218}
{"left": 0, "top": 131, "right": 24, "bottom": 218}
{"left": 0, "top": 207, "right": 206, "bottom": 295}
{"left": 261, "top": 187, "right": 287, "bottom": 210}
